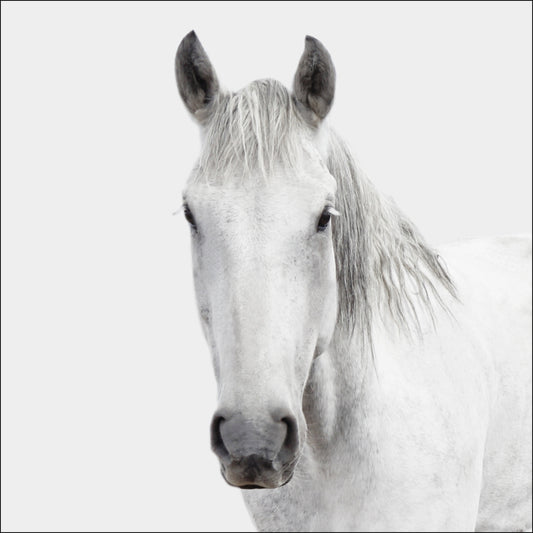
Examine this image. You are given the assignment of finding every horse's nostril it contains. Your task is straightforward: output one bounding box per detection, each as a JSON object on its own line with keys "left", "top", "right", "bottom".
{"left": 280, "top": 415, "right": 299, "bottom": 460}
{"left": 210, "top": 414, "right": 230, "bottom": 462}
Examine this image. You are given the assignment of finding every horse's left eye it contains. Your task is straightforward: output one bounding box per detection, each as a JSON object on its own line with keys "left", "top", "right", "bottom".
{"left": 183, "top": 205, "right": 197, "bottom": 229}
{"left": 317, "top": 209, "right": 331, "bottom": 232}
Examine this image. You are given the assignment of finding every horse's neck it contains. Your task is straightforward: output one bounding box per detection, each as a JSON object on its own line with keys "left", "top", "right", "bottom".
{"left": 302, "top": 319, "right": 420, "bottom": 465}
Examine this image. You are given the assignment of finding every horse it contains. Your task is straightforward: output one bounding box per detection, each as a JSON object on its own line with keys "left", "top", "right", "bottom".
{"left": 174, "top": 31, "right": 532, "bottom": 532}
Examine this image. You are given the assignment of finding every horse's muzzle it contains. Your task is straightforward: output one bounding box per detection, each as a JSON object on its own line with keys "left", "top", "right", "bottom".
{"left": 210, "top": 411, "right": 299, "bottom": 489}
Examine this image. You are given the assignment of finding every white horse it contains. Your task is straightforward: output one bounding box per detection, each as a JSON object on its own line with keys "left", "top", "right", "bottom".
{"left": 174, "top": 32, "right": 532, "bottom": 532}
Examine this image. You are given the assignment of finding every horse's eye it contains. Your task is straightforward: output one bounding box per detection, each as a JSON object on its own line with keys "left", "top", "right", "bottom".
{"left": 317, "top": 209, "right": 332, "bottom": 232}
{"left": 183, "top": 205, "right": 197, "bottom": 229}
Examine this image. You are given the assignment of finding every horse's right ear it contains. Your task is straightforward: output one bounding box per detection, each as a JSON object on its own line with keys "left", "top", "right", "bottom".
{"left": 175, "top": 31, "right": 220, "bottom": 122}
{"left": 293, "top": 36, "right": 336, "bottom": 127}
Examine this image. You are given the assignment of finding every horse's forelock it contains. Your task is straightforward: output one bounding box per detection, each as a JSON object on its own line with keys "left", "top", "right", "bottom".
{"left": 191, "top": 79, "right": 309, "bottom": 183}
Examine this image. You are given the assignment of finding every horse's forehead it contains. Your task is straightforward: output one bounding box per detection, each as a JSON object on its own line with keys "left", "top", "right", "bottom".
{"left": 185, "top": 175, "right": 334, "bottom": 215}
{"left": 185, "top": 156, "right": 336, "bottom": 208}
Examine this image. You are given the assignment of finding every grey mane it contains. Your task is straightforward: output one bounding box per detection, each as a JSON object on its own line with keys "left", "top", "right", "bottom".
{"left": 192, "top": 79, "right": 456, "bottom": 346}
{"left": 191, "top": 79, "right": 307, "bottom": 181}
{"left": 327, "top": 131, "right": 456, "bottom": 349}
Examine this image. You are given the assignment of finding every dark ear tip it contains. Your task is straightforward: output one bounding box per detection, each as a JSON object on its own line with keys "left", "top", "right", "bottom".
{"left": 178, "top": 30, "right": 198, "bottom": 54}
{"left": 176, "top": 31, "right": 201, "bottom": 67}
{"left": 304, "top": 35, "right": 322, "bottom": 49}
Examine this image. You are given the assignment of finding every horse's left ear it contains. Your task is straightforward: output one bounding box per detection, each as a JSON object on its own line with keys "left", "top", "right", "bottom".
{"left": 293, "top": 36, "right": 336, "bottom": 126}
{"left": 175, "top": 30, "right": 220, "bottom": 122}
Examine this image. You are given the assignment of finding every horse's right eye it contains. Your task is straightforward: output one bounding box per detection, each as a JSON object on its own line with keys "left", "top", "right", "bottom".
{"left": 184, "top": 205, "right": 197, "bottom": 229}
{"left": 317, "top": 211, "right": 331, "bottom": 232}
{"left": 317, "top": 206, "right": 340, "bottom": 233}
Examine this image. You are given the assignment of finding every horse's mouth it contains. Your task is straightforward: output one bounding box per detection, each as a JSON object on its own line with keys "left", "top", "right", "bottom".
{"left": 220, "top": 464, "right": 295, "bottom": 490}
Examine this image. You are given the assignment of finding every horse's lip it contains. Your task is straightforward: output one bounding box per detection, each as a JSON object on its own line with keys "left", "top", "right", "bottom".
{"left": 220, "top": 466, "right": 295, "bottom": 490}
{"left": 221, "top": 475, "right": 272, "bottom": 489}
{"left": 239, "top": 484, "right": 266, "bottom": 490}
{"left": 221, "top": 474, "right": 276, "bottom": 490}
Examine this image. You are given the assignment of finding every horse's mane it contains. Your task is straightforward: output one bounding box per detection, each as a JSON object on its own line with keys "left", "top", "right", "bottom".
{"left": 326, "top": 131, "right": 456, "bottom": 349}
{"left": 191, "top": 79, "right": 456, "bottom": 347}
{"left": 192, "top": 79, "right": 306, "bottom": 181}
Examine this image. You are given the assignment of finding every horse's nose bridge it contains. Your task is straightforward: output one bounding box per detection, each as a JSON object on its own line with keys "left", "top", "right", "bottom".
{"left": 210, "top": 241, "right": 299, "bottom": 370}
{"left": 214, "top": 306, "right": 296, "bottom": 394}
{"left": 216, "top": 355, "right": 297, "bottom": 422}
{"left": 220, "top": 241, "right": 292, "bottom": 323}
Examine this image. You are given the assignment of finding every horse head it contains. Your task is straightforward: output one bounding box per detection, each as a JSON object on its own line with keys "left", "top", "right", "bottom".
{"left": 175, "top": 31, "right": 338, "bottom": 489}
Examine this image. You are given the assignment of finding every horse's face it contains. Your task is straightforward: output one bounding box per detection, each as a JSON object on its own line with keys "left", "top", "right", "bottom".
{"left": 183, "top": 170, "right": 337, "bottom": 487}
{"left": 176, "top": 32, "right": 337, "bottom": 489}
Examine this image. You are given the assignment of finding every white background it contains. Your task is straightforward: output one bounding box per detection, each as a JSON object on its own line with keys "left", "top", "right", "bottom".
{"left": 2, "top": 2, "right": 531, "bottom": 532}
